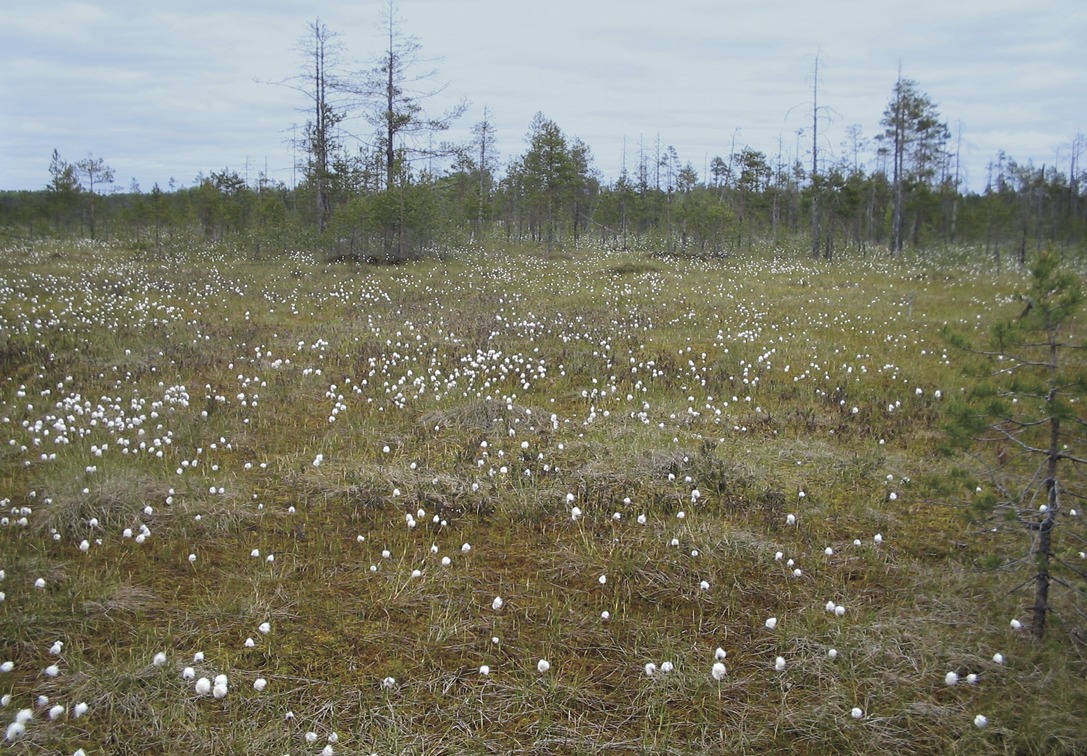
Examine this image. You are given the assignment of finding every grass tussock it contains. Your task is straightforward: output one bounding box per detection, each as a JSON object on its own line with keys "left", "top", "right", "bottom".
{"left": 35, "top": 472, "right": 173, "bottom": 536}
{"left": 605, "top": 257, "right": 666, "bottom": 276}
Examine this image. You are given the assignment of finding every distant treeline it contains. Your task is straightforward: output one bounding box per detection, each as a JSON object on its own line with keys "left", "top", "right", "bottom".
{"left": 4, "top": 10, "right": 1086, "bottom": 265}
{"left": 2, "top": 118, "right": 1084, "bottom": 265}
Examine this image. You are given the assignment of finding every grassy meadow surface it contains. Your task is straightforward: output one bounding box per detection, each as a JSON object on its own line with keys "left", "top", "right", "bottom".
{"left": 0, "top": 239, "right": 1084, "bottom": 754}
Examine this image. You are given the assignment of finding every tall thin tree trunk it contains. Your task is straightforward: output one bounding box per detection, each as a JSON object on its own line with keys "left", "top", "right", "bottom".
{"left": 890, "top": 76, "right": 905, "bottom": 254}
{"left": 315, "top": 39, "right": 328, "bottom": 232}
{"left": 1033, "top": 324, "right": 1063, "bottom": 639}
{"left": 1033, "top": 439, "right": 1057, "bottom": 639}
{"left": 385, "top": 50, "right": 395, "bottom": 193}
{"left": 477, "top": 125, "right": 486, "bottom": 238}
{"left": 811, "top": 55, "right": 820, "bottom": 259}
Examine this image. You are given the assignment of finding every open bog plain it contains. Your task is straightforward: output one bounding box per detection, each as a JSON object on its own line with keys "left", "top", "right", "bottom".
{"left": 1, "top": 240, "right": 1084, "bottom": 754}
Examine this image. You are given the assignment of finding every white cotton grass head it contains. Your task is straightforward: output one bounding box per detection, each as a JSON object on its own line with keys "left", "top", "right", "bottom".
{"left": 992, "top": 653, "right": 1004, "bottom": 665}
{"left": 765, "top": 617, "right": 778, "bottom": 630}
{"left": 715, "top": 647, "right": 727, "bottom": 661}
{"left": 194, "top": 677, "right": 211, "bottom": 695}
{"left": 536, "top": 659, "right": 550, "bottom": 674}
{"left": 774, "top": 656, "right": 786, "bottom": 672}
{"left": 1010, "top": 618, "right": 1022, "bottom": 631}
{"left": 850, "top": 706, "right": 864, "bottom": 720}
{"left": 711, "top": 662, "right": 727, "bottom": 681}
{"left": 5, "top": 720, "right": 26, "bottom": 743}
{"left": 492, "top": 596, "right": 504, "bottom": 611}
{"left": 974, "top": 714, "right": 989, "bottom": 729}
{"left": 479, "top": 665, "right": 490, "bottom": 676}
{"left": 945, "top": 671, "right": 959, "bottom": 686}
{"left": 644, "top": 662, "right": 657, "bottom": 677}
{"left": 48, "top": 704, "right": 65, "bottom": 720}
{"left": 253, "top": 677, "right": 267, "bottom": 691}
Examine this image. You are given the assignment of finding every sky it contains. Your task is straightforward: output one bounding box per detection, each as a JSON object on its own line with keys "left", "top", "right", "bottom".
{"left": 2, "top": 0, "right": 1085, "bottom": 194}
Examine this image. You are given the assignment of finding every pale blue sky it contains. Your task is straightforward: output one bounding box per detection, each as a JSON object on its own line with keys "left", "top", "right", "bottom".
{"left": 2, "top": 0, "right": 1084, "bottom": 193}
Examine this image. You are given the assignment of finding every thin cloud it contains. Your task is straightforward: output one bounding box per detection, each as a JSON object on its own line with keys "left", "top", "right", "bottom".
{"left": 2, "top": 0, "right": 1084, "bottom": 192}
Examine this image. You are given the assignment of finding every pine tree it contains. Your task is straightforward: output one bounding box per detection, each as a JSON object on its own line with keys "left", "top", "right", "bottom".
{"left": 881, "top": 77, "right": 950, "bottom": 252}
{"left": 944, "top": 252, "right": 1087, "bottom": 639}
